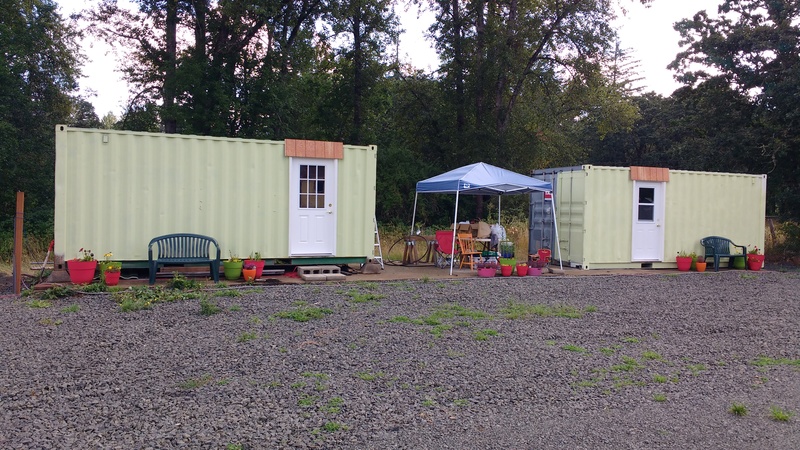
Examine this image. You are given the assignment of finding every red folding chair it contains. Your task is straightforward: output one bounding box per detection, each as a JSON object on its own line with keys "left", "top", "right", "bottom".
{"left": 433, "top": 230, "right": 458, "bottom": 269}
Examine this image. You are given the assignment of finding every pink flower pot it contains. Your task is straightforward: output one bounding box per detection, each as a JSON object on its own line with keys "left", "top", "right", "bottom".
{"left": 104, "top": 271, "right": 121, "bottom": 286}
{"left": 67, "top": 260, "right": 97, "bottom": 285}
{"left": 527, "top": 267, "right": 542, "bottom": 276}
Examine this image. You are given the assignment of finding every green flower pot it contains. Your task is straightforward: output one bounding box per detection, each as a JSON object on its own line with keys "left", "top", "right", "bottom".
{"left": 223, "top": 260, "right": 243, "bottom": 280}
{"left": 732, "top": 256, "right": 745, "bottom": 270}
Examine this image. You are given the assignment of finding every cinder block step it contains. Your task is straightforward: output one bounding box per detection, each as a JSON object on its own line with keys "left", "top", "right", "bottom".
{"left": 297, "top": 265, "right": 345, "bottom": 281}
{"left": 296, "top": 265, "right": 342, "bottom": 276}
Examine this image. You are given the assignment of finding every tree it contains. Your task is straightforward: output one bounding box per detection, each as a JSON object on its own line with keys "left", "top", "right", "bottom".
{"left": 670, "top": 0, "right": 800, "bottom": 218}
{"left": 0, "top": 0, "right": 82, "bottom": 235}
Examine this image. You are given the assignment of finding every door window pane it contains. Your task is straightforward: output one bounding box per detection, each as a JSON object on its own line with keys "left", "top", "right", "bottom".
{"left": 638, "top": 205, "right": 654, "bottom": 221}
{"left": 639, "top": 188, "right": 654, "bottom": 204}
{"left": 298, "top": 164, "right": 326, "bottom": 209}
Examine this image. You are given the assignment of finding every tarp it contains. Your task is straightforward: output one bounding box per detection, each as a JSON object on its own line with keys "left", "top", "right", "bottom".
{"left": 410, "top": 162, "right": 561, "bottom": 274}
{"left": 415, "top": 162, "right": 552, "bottom": 194}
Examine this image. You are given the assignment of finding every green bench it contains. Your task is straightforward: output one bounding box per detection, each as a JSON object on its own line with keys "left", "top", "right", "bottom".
{"left": 148, "top": 233, "right": 221, "bottom": 284}
{"left": 700, "top": 236, "right": 746, "bottom": 272}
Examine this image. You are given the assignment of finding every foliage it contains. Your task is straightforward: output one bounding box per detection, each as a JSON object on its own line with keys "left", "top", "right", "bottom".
{"left": 75, "top": 249, "right": 95, "bottom": 262}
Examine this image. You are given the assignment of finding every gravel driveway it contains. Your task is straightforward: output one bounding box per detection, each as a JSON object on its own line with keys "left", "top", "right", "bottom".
{"left": 1, "top": 271, "right": 798, "bottom": 449}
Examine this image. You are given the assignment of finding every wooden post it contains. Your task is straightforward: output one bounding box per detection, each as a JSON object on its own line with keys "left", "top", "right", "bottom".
{"left": 13, "top": 191, "right": 24, "bottom": 295}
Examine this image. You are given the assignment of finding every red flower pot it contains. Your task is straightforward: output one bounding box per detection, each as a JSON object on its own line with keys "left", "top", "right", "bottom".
{"left": 516, "top": 265, "right": 528, "bottom": 277}
{"left": 104, "top": 271, "right": 121, "bottom": 286}
{"left": 500, "top": 265, "right": 513, "bottom": 277}
{"left": 67, "top": 260, "right": 97, "bottom": 285}
{"left": 676, "top": 256, "right": 692, "bottom": 272}
{"left": 244, "top": 260, "right": 265, "bottom": 278}
{"left": 747, "top": 260, "right": 762, "bottom": 271}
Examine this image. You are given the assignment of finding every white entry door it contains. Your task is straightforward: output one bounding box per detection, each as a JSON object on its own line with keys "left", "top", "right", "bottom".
{"left": 631, "top": 181, "right": 665, "bottom": 261}
{"left": 289, "top": 158, "right": 337, "bottom": 256}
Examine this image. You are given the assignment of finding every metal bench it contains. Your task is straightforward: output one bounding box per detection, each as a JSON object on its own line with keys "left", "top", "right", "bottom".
{"left": 700, "top": 236, "right": 747, "bottom": 272}
{"left": 148, "top": 233, "right": 221, "bottom": 284}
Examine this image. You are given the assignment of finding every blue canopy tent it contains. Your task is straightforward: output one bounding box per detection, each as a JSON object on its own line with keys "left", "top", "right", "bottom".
{"left": 411, "top": 162, "right": 561, "bottom": 274}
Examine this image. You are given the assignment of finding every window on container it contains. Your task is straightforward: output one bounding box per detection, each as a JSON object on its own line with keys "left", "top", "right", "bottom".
{"left": 637, "top": 187, "right": 655, "bottom": 221}
{"left": 299, "top": 164, "right": 325, "bottom": 209}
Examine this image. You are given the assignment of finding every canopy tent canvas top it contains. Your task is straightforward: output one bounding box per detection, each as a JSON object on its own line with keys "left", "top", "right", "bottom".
{"left": 410, "top": 162, "right": 561, "bottom": 274}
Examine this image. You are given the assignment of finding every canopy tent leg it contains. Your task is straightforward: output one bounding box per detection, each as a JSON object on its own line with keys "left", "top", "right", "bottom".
{"left": 498, "top": 195, "right": 502, "bottom": 224}
{"left": 450, "top": 191, "right": 460, "bottom": 275}
{"left": 410, "top": 192, "right": 419, "bottom": 236}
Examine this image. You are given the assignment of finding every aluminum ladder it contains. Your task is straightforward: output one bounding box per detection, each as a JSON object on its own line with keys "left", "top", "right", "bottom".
{"left": 373, "top": 217, "right": 384, "bottom": 269}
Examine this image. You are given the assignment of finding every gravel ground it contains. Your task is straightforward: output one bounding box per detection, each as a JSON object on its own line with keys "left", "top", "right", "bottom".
{"left": 1, "top": 271, "right": 799, "bottom": 449}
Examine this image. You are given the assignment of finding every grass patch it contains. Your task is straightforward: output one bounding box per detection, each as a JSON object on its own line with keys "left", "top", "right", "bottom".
{"left": 321, "top": 421, "right": 345, "bottom": 432}
{"left": 561, "top": 344, "right": 588, "bottom": 353}
{"left": 26, "top": 299, "right": 52, "bottom": 308}
{"left": 356, "top": 371, "right": 384, "bottom": 381}
{"left": 344, "top": 288, "right": 386, "bottom": 303}
{"left": 298, "top": 394, "right": 319, "bottom": 407}
{"left": 214, "top": 289, "right": 242, "bottom": 298}
{"left": 179, "top": 374, "right": 213, "bottom": 389}
{"left": 687, "top": 364, "right": 706, "bottom": 375}
{"left": 642, "top": 350, "right": 663, "bottom": 361}
{"left": 40, "top": 286, "right": 73, "bottom": 300}
{"left": 199, "top": 297, "right": 222, "bottom": 316}
{"left": 302, "top": 371, "right": 330, "bottom": 381}
{"left": 729, "top": 402, "right": 748, "bottom": 416}
{"left": 60, "top": 303, "right": 80, "bottom": 313}
{"left": 114, "top": 285, "right": 201, "bottom": 312}
{"left": 612, "top": 356, "right": 643, "bottom": 372}
{"left": 621, "top": 336, "right": 640, "bottom": 344}
{"left": 652, "top": 393, "right": 667, "bottom": 402}
{"left": 236, "top": 331, "right": 258, "bottom": 343}
{"left": 474, "top": 329, "right": 499, "bottom": 341}
{"left": 500, "top": 301, "right": 591, "bottom": 319}
{"left": 653, "top": 374, "right": 668, "bottom": 383}
{"left": 167, "top": 273, "right": 203, "bottom": 290}
{"left": 751, "top": 356, "right": 800, "bottom": 367}
{"left": 769, "top": 406, "right": 794, "bottom": 422}
{"left": 321, "top": 397, "right": 344, "bottom": 414}
{"left": 274, "top": 305, "right": 333, "bottom": 322}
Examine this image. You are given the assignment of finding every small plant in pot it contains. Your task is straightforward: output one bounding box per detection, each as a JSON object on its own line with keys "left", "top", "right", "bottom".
{"left": 67, "top": 248, "right": 97, "bottom": 285}
{"left": 223, "top": 253, "right": 243, "bottom": 280}
{"left": 244, "top": 252, "right": 265, "bottom": 278}
{"left": 676, "top": 251, "right": 692, "bottom": 272}
{"left": 747, "top": 245, "right": 764, "bottom": 271}
{"left": 242, "top": 262, "right": 257, "bottom": 282}
{"left": 100, "top": 252, "right": 122, "bottom": 286}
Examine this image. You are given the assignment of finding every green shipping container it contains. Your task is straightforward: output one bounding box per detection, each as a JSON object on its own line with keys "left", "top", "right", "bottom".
{"left": 531, "top": 165, "right": 766, "bottom": 270}
{"left": 54, "top": 126, "right": 377, "bottom": 268}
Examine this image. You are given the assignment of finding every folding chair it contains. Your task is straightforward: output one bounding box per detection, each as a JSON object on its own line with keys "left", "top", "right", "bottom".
{"left": 457, "top": 233, "right": 482, "bottom": 270}
{"left": 433, "top": 230, "right": 458, "bottom": 269}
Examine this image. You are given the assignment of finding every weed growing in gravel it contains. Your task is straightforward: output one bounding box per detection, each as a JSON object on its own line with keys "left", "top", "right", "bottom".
{"left": 168, "top": 273, "right": 203, "bottom": 290}
{"left": 356, "top": 371, "right": 384, "bottom": 381}
{"left": 740, "top": 274, "right": 758, "bottom": 280}
{"left": 574, "top": 380, "right": 599, "bottom": 388}
{"left": 114, "top": 286, "right": 201, "bottom": 312}
{"left": 274, "top": 305, "right": 333, "bottom": 322}
{"left": 322, "top": 421, "right": 345, "bottom": 432}
{"left": 612, "top": 356, "right": 643, "bottom": 372}
{"left": 621, "top": 337, "right": 640, "bottom": 344}
{"left": 600, "top": 346, "right": 618, "bottom": 355}
{"left": 236, "top": 331, "right": 258, "bottom": 343}
{"left": 729, "top": 402, "right": 748, "bottom": 416}
{"left": 298, "top": 394, "right": 319, "bottom": 407}
{"left": 302, "top": 372, "right": 330, "bottom": 381}
{"left": 751, "top": 356, "right": 800, "bottom": 367}
{"left": 447, "top": 348, "right": 466, "bottom": 358}
{"left": 40, "top": 286, "right": 72, "bottom": 300}
{"left": 81, "top": 283, "right": 107, "bottom": 293}
{"left": 27, "top": 299, "right": 52, "bottom": 308}
{"left": 687, "top": 364, "right": 706, "bottom": 375}
{"left": 642, "top": 350, "right": 663, "bottom": 361}
{"left": 199, "top": 297, "right": 222, "bottom": 316}
{"left": 60, "top": 303, "right": 80, "bottom": 313}
{"left": 653, "top": 393, "right": 667, "bottom": 402}
{"left": 179, "top": 374, "right": 213, "bottom": 389}
{"left": 321, "top": 397, "right": 344, "bottom": 414}
{"left": 421, "top": 397, "right": 437, "bottom": 407}
{"left": 389, "top": 303, "right": 490, "bottom": 338}
{"left": 653, "top": 374, "right": 668, "bottom": 383}
{"left": 545, "top": 340, "right": 557, "bottom": 346}
{"left": 344, "top": 289, "right": 385, "bottom": 303}
{"left": 769, "top": 406, "right": 794, "bottom": 422}
{"left": 38, "top": 317, "right": 62, "bottom": 326}
{"left": 452, "top": 398, "right": 469, "bottom": 407}
{"left": 226, "top": 444, "right": 243, "bottom": 450}
{"left": 214, "top": 289, "right": 242, "bottom": 298}
{"left": 561, "top": 344, "right": 588, "bottom": 353}
{"left": 228, "top": 305, "right": 241, "bottom": 311}
{"left": 500, "top": 301, "right": 591, "bottom": 319}
{"left": 290, "top": 382, "right": 306, "bottom": 389}
{"left": 474, "top": 329, "right": 499, "bottom": 341}
{"left": 585, "top": 305, "right": 598, "bottom": 312}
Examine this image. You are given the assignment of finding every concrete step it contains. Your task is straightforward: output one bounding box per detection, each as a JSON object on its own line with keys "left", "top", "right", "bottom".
{"left": 297, "top": 265, "right": 344, "bottom": 281}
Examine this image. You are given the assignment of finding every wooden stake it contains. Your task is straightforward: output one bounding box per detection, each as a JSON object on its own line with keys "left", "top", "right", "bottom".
{"left": 14, "top": 191, "right": 24, "bottom": 295}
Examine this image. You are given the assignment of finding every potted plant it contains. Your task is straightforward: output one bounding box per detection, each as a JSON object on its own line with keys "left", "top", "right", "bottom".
{"left": 527, "top": 258, "right": 546, "bottom": 276}
{"left": 223, "top": 253, "right": 243, "bottom": 280}
{"left": 244, "top": 252, "right": 265, "bottom": 278}
{"left": 100, "top": 252, "right": 122, "bottom": 286}
{"left": 747, "top": 246, "right": 764, "bottom": 271}
{"left": 515, "top": 261, "right": 528, "bottom": 277}
{"left": 67, "top": 248, "right": 97, "bottom": 285}
{"left": 242, "top": 262, "right": 257, "bottom": 282}
{"left": 676, "top": 251, "right": 692, "bottom": 272}
{"left": 731, "top": 246, "right": 746, "bottom": 269}
{"left": 694, "top": 254, "right": 707, "bottom": 272}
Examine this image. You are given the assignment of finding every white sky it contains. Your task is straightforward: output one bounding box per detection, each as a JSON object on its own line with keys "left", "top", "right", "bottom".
{"left": 59, "top": 0, "right": 722, "bottom": 117}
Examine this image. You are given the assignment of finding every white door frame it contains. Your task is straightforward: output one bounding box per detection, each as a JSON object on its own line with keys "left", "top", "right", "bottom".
{"left": 631, "top": 181, "right": 665, "bottom": 261}
{"left": 288, "top": 157, "right": 337, "bottom": 256}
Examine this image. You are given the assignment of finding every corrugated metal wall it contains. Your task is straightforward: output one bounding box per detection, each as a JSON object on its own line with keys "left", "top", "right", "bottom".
{"left": 54, "top": 126, "right": 376, "bottom": 263}
{"left": 532, "top": 165, "right": 766, "bottom": 270}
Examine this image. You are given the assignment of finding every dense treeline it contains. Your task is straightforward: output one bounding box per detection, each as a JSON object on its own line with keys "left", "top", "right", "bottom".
{"left": 2, "top": 0, "right": 798, "bottom": 244}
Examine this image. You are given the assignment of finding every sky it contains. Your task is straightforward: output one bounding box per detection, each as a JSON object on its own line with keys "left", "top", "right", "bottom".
{"left": 59, "top": 0, "right": 723, "bottom": 117}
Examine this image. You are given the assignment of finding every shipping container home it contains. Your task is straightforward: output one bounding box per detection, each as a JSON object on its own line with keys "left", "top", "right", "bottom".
{"left": 53, "top": 126, "right": 377, "bottom": 270}
{"left": 529, "top": 166, "right": 766, "bottom": 270}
